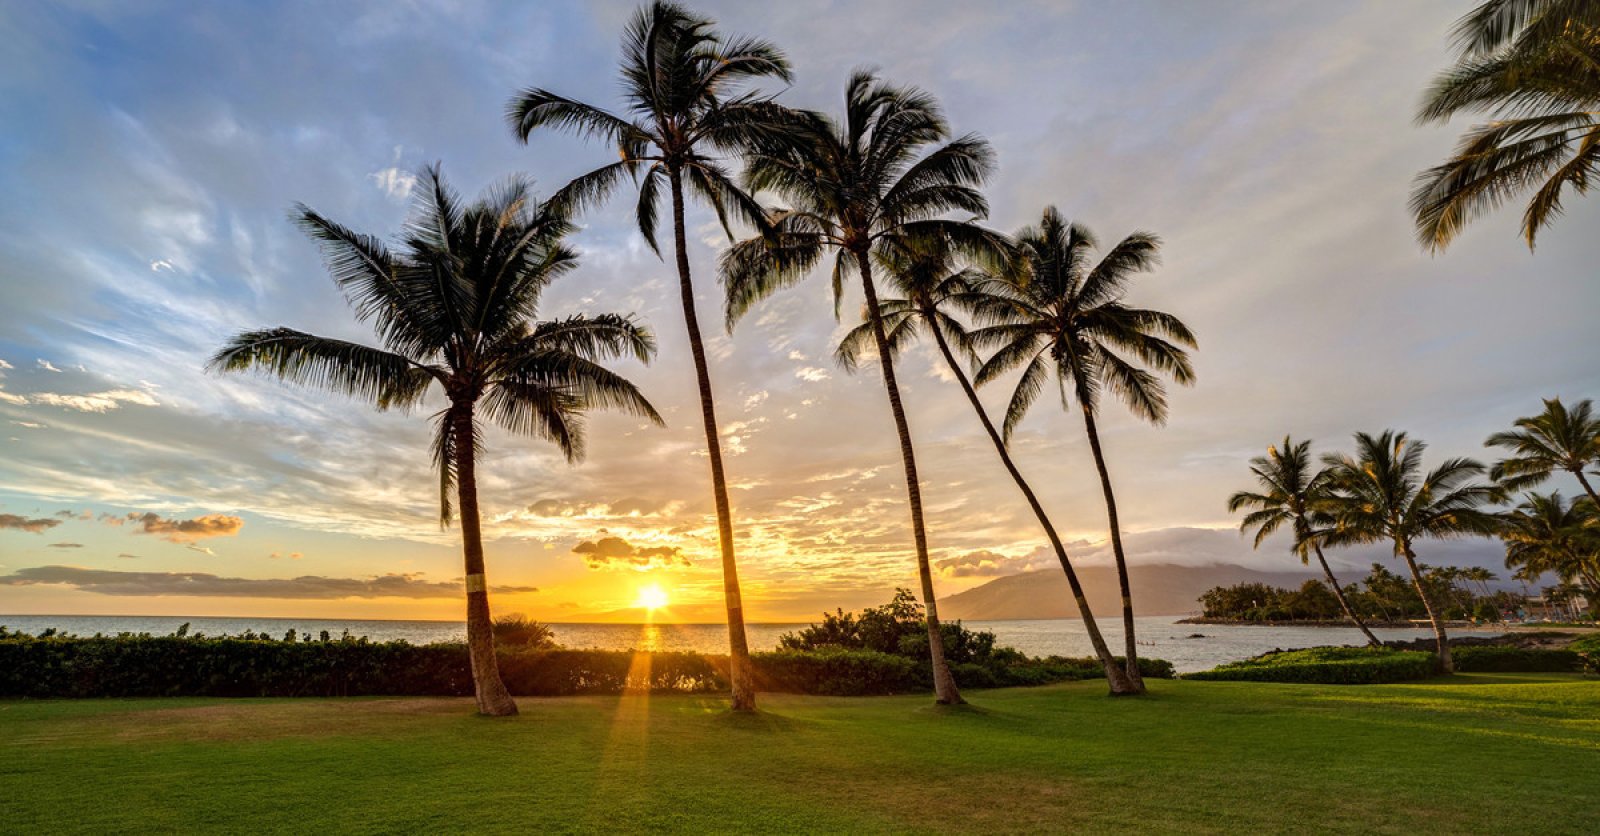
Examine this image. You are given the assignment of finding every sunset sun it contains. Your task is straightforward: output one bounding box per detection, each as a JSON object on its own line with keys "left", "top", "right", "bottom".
{"left": 634, "top": 584, "right": 670, "bottom": 612}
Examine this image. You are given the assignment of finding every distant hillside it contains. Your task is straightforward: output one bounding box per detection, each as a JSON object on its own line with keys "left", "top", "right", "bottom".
{"left": 939, "top": 563, "right": 1320, "bottom": 620}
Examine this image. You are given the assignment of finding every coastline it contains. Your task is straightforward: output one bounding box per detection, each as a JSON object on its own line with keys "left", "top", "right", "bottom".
{"left": 1176, "top": 616, "right": 1496, "bottom": 630}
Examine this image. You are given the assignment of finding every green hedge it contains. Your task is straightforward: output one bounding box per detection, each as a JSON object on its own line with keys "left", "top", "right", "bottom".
{"left": 1183, "top": 646, "right": 1438, "bottom": 684}
{"left": 1450, "top": 645, "right": 1584, "bottom": 673}
{"left": 0, "top": 633, "right": 1172, "bottom": 699}
{"left": 1564, "top": 635, "right": 1600, "bottom": 674}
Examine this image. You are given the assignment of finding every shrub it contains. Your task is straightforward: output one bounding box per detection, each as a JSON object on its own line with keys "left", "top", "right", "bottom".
{"left": 751, "top": 649, "right": 923, "bottom": 695}
{"left": 1183, "top": 646, "right": 1437, "bottom": 684}
{"left": 1573, "top": 635, "right": 1600, "bottom": 673}
{"left": 1451, "top": 645, "right": 1583, "bottom": 673}
{"left": 492, "top": 615, "right": 558, "bottom": 649}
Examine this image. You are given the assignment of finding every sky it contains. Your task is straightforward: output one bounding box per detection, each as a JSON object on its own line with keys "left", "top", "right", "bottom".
{"left": 0, "top": 0, "right": 1596, "bottom": 623}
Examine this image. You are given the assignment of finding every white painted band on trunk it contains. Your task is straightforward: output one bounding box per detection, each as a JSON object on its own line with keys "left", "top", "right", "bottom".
{"left": 465, "top": 573, "right": 487, "bottom": 593}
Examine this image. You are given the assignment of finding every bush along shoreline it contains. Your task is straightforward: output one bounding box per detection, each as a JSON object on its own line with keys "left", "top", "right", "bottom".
{"left": 0, "top": 594, "right": 1176, "bottom": 700}
{"left": 1183, "top": 633, "right": 1600, "bottom": 683}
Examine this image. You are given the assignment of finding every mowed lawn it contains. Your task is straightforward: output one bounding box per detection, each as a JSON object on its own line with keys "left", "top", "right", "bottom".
{"left": 2, "top": 675, "right": 1597, "bottom": 834}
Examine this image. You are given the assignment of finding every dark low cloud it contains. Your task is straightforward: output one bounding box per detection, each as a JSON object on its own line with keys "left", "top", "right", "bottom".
{"left": 0, "top": 514, "right": 61, "bottom": 534}
{"left": 572, "top": 535, "right": 689, "bottom": 570}
{"left": 936, "top": 549, "right": 1041, "bottom": 578}
{"left": 47, "top": 542, "right": 83, "bottom": 549}
{"left": 0, "top": 566, "right": 537, "bottom": 599}
{"left": 124, "top": 512, "right": 244, "bottom": 542}
{"left": 527, "top": 497, "right": 674, "bottom": 518}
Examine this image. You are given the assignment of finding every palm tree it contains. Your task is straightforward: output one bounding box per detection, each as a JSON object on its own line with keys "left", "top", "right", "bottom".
{"left": 721, "top": 71, "right": 1002, "bottom": 705}
{"left": 1321, "top": 431, "right": 1504, "bottom": 672}
{"left": 1501, "top": 491, "right": 1600, "bottom": 610}
{"left": 833, "top": 233, "right": 1138, "bottom": 693}
{"left": 1486, "top": 397, "right": 1600, "bottom": 506}
{"left": 1411, "top": 0, "right": 1600, "bottom": 251}
{"left": 506, "top": 1, "right": 791, "bottom": 711}
{"left": 1464, "top": 565, "right": 1499, "bottom": 598}
{"left": 1227, "top": 437, "right": 1382, "bottom": 646}
{"left": 970, "top": 207, "right": 1195, "bottom": 693}
{"left": 212, "top": 166, "right": 662, "bottom": 715}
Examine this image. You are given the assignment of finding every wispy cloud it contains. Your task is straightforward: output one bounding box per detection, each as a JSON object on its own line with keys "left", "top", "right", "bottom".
{"left": 0, "top": 566, "right": 538, "bottom": 599}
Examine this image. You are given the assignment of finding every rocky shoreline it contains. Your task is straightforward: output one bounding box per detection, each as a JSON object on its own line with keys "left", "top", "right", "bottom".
{"left": 1175, "top": 616, "right": 1471, "bottom": 629}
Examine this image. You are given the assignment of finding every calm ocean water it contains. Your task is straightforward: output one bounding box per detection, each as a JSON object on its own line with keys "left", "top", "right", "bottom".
{"left": 0, "top": 614, "right": 1498, "bottom": 673}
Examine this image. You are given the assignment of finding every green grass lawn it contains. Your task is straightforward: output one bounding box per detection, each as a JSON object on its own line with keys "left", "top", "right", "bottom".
{"left": 3, "top": 675, "right": 1597, "bottom": 834}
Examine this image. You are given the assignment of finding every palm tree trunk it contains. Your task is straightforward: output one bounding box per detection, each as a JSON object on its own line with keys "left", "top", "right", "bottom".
{"left": 1573, "top": 470, "right": 1600, "bottom": 509}
{"left": 668, "top": 168, "right": 755, "bottom": 712}
{"left": 451, "top": 401, "right": 518, "bottom": 716}
{"left": 1077, "top": 405, "right": 1145, "bottom": 692}
{"left": 1399, "top": 543, "right": 1452, "bottom": 673}
{"left": 1311, "top": 543, "right": 1381, "bottom": 646}
{"left": 927, "top": 322, "right": 1135, "bottom": 694}
{"left": 856, "top": 257, "right": 961, "bottom": 705}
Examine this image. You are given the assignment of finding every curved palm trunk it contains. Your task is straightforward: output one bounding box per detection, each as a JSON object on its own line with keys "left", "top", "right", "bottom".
{"left": 1077, "top": 406, "right": 1145, "bottom": 692}
{"left": 1574, "top": 470, "right": 1600, "bottom": 509}
{"left": 1310, "top": 543, "right": 1381, "bottom": 646}
{"left": 452, "top": 402, "right": 518, "bottom": 716}
{"left": 668, "top": 169, "right": 755, "bottom": 712}
{"left": 1399, "top": 543, "right": 1452, "bottom": 673}
{"left": 857, "top": 258, "right": 961, "bottom": 704}
{"left": 927, "top": 323, "right": 1135, "bottom": 694}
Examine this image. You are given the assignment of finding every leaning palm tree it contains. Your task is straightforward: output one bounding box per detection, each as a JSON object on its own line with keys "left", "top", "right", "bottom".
{"left": 1227, "top": 437, "right": 1382, "bottom": 646}
{"left": 506, "top": 1, "right": 791, "bottom": 711}
{"left": 722, "top": 71, "right": 1001, "bottom": 704}
{"left": 212, "top": 166, "right": 662, "bottom": 715}
{"left": 970, "top": 207, "right": 1195, "bottom": 693}
{"left": 1486, "top": 397, "right": 1600, "bottom": 506}
{"left": 1501, "top": 491, "right": 1600, "bottom": 606}
{"left": 834, "top": 232, "right": 1138, "bottom": 693}
{"left": 1411, "top": 0, "right": 1600, "bottom": 251}
{"left": 1321, "top": 431, "right": 1504, "bottom": 673}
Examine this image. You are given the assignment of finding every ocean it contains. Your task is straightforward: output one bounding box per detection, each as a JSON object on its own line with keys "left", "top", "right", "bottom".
{"left": 0, "top": 614, "right": 1497, "bottom": 673}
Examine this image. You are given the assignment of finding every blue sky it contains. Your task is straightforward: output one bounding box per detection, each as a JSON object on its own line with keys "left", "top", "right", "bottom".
{"left": 0, "top": 0, "right": 1596, "bottom": 621}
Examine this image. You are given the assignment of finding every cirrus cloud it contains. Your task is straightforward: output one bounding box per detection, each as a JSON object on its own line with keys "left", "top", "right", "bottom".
{"left": 0, "top": 565, "right": 538, "bottom": 599}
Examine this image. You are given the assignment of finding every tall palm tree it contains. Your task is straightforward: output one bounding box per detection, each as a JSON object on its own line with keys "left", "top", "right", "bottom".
{"left": 722, "top": 71, "right": 1001, "bottom": 704}
{"left": 506, "top": 1, "right": 791, "bottom": 711}
{"left": 1501, "top": 491, "right": 1600, "bottom": 608}
{"left": 1321, "top": 431, "right": 1504, "bottom": 673}
{"left": 970, "top": 207, "right": 1195, "bottom": 693}
{"left": 212, "top": 166, "right": 662, "bottom": 715}
{"left": 1227, "top": 437, "right": 1382, "bottom": 646}
{"left": 834, "top": 233, "right": 1138, "bottom": 693}
{"left": 1486, "top": 397, "right": 1600, "bottom": 506}
{"left": 1411, "top": 0, "right": 1600, "bottom": 251}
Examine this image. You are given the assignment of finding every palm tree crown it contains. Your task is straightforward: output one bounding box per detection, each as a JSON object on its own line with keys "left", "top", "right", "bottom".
{"left": 1228, "top": 437, "right": 1334, "bottom": 562}
{"left": 1486, "top": 397, "right": 1600, "bottom": 501}
{"left": 1322, "top": 431, "right": 1505, "bottom": 553}
{"left": 970, "top": 207, "right": 1196, "bottom": 441}
{"left": 722, "top": 70, "right": 998, "bottom": 322}
{"left": 1411, "top": 0, "right": 1600, "bottom": 250}
{"left": 1501, "top": 490, "right": 1600, "bottom": 591}
{"left": 214, "top": 166, "right": 663, "bottom": 520}
{"left": 507, "top": 1, "right": 791, "bottom": 250}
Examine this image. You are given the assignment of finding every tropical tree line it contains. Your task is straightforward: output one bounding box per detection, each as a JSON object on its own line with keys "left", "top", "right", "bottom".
{"left": 1228, "top": 396, "right": 1600, "bottom": 672}
{"left": 1197, "top": 565, "right": 1522, "bottom": 626}
{"left": 211, "top": 0, "right": 1591, "bottom": 715}
{"left": 215, "top": 0, "right": 1193, "bottom": 713}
